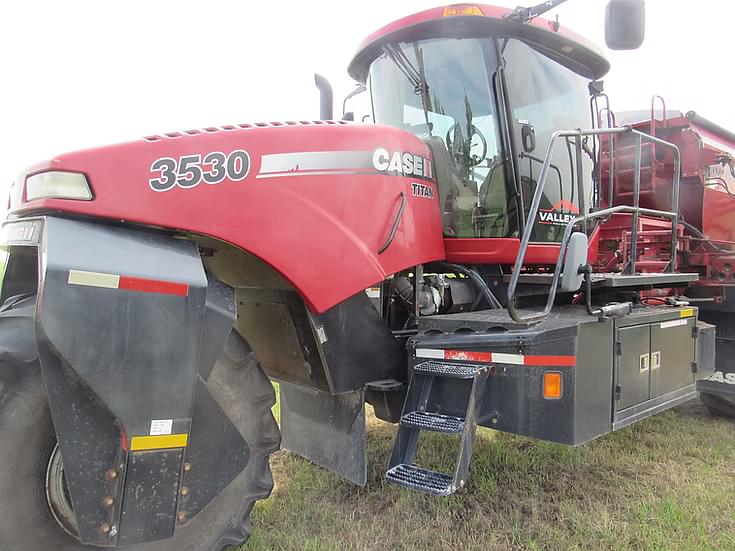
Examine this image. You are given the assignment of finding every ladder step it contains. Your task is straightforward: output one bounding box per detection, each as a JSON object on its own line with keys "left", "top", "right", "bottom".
{"left": 385, "top": 464, "right": 455, "bottom": 496}
{"left": 401, "top": 411, "right": 465, "bottom": 434}
{"left": 414, "top": 361, "right": 482, "bottom": 379}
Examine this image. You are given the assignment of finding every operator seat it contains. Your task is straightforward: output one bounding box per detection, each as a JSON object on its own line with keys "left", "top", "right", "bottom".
{"left": 477, "top": 159, "right": 512, "bottom": 237}
{"left": 425, "top": 137, "right": 478, "bottom": 237}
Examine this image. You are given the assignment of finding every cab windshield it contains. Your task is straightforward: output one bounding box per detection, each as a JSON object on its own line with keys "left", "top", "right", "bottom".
{"left": 369, "top": 37, "right": 516, "bottom": 239}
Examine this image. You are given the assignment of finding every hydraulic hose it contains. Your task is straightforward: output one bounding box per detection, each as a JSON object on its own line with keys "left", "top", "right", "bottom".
{"left": 441, "top": 263, "right": 502, "bottom": 309}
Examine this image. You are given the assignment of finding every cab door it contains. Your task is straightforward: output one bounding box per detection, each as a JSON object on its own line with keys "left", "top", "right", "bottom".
{"left": 500, "top": 37, "right": 594, "bottom": 242}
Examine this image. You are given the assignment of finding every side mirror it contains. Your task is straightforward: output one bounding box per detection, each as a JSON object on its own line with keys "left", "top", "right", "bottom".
{"left": 604, "top": 0, "right": 645, "bottom": 50}
{"left": 560, "top": 232, "right": 588, "bottom": 293}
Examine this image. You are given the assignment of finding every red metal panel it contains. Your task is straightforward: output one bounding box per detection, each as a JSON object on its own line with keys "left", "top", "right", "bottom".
{"left": 351, "top": 4, "right": 605, "bottom": 68}
{"left": 444, "top": 238, "right": 562, "bottom": 265}
{"left": 348, "top": 3, "right": 609, "bottom": 82}
{"left": 702, "top": 187, "right": 735, "bottom": 243}
{"left": 12, "top": 123, "right": 446, "bottom": 313}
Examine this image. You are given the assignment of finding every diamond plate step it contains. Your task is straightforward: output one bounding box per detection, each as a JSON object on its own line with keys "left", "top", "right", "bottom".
{"left": 413, "top": 361, "right": 481, "bottom": 379}
{"left": 385, "top": 464, "right": 455, "bottom": 496}
{"left": 401, "top": 411, "right": 465, "bottom": 434}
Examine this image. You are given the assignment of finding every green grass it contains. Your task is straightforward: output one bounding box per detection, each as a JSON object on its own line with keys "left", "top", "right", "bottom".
{"left": 242, "top": 389, "right": 735, "bottom": 551}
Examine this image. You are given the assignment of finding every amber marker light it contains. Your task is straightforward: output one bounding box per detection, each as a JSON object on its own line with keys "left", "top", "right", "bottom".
{"left": 443, "top": 5, "right": 485, "bottom": 17}
{"left": 543, "top": 371, "right": 563, "bottom": 399}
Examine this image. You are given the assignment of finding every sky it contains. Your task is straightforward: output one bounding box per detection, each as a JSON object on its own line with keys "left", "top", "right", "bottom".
{"left": 0, "top": 0, "right": 731, "bottom": 201}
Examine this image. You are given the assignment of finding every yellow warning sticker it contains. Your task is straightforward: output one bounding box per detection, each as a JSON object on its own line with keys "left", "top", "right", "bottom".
{"left": 679, "top": 308, "right": 695, "bottom": 318}
{"left": 130, "top": 433, "right": 188, "bottom": 451}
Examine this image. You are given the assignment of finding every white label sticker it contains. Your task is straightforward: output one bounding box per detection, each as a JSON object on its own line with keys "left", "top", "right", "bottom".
{"left": 415, "top": 348, "right": 444, "bottom": 359}
{"left": 150, "top": 419, "right": 173, "bottom": 436}
{"left": 660, "top": 319, "right": 687, "bottom": 329}
{"left": 365, "top": 287, "right": 381, "bottom": 299}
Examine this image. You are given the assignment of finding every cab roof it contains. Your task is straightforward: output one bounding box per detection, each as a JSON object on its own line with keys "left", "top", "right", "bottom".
{"left": 348, "top": 3, "right": 610, "bottom": 83}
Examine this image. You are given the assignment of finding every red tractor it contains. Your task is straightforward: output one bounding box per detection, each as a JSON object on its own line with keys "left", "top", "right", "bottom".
{"left": 0, "top": 1, "right": 728, "bottom": 549}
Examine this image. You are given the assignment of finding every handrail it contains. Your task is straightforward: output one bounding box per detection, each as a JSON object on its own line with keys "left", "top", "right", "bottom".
{"left": 506, "top": 126, "right": 681, "bottom": 324}
{"left": 589, "top": 93, "right": 616, "bottom": 208}
{"left": 378, "top": 192, "right": 407, "bottom": 254}
{"left": 651, "top": 94, "right": 667, "bottom": 132}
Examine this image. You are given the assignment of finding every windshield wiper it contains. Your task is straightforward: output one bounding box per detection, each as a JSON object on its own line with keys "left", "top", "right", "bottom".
{"left": 413, "top": 44, "right": 433, "bottom": 114}
{"left": 384, "top": 44, "right": 424, "bottom": 95}
{"left": 383, "top": 43, "right": 434, "bottom": 125}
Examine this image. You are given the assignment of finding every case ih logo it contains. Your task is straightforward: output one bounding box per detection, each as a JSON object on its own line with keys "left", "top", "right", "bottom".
{"left": 707, "top": 371, "right": 735, "bottom": 385}
{"left": 537, "top": 199, "right": 579, "bottom": 226}
{"left": 372, "top": 148, "right": 433, "bottom": 181}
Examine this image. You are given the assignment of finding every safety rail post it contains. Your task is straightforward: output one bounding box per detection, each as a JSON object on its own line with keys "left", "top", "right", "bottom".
{"left": 589, "top": 93, "right": 616, "bottom": 209}
{"left": 606, "top": 110, "right": 617, "bottom": 208}
{"left": 574, "top": 134, "right": 587, "bottom": 233}
{"left": 670, "top": 144, "right": 680, "bottom": 271}
{"left": 640, "top": 132, "right": 681, "bottom": 272}
{"left": 506, "top": 127, "right": 682, "bottom": 324}
{"left": 627, "top": 134, "right": 643, "bottom": 274}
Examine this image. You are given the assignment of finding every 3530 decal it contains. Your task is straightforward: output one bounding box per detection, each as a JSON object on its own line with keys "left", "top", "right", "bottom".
{"left": 149, "top": 150, "right": 250, "bottom": 192}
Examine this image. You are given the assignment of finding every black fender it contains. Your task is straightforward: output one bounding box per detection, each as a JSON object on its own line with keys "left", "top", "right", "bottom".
{"left": 3, "top": 216, "right": 246, "bottom": 546}
{"left": 696, "top": 313, "right": 735, "bottom": 416}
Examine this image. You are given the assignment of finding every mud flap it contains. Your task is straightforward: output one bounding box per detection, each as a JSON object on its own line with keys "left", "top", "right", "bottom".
{"left": 31, "top": 216, "right": 243, "bottom": 546}
{"left": 280, "top": 381, "right": 366, "bottom": 485}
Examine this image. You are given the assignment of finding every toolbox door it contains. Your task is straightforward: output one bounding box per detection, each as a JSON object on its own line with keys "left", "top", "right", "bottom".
{"left": 616, "top": 324, "right": 651, "bottom": 411}
{"left": 650, "top": 316, "right": 696, "bottom": 398}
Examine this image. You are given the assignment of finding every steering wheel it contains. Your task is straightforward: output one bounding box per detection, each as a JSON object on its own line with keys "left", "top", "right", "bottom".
{"left": 445, "top": 123, "right": 488, "bottom": 168}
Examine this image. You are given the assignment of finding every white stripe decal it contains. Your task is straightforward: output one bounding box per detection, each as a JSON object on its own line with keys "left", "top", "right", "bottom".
{"left": 68, "top": 270, "right": 120, "bottom": 289}
{"left": 255, "top": 169, "right": 374, "bottom": 179}
{"left": 492, "top": 353, "right": 525, "bottom": 365}
{"left": 660, "top": 318, "right": 688, "bottom": 329}
{"left": 414, "top": 349, "right": 574, "bottom": 366}
{"left": 415, "top": 348, "right": 444, "bottom": 359}
{"left": 259, "top": 150, "right": 372, "bottom": 174}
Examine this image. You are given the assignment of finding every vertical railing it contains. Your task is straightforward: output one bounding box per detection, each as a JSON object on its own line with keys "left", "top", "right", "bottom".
{"left": 589, "top": 93, "right": 616, "bottom": 209}
{"left": 628, "top": 134, "right": 643, "bottom": 274}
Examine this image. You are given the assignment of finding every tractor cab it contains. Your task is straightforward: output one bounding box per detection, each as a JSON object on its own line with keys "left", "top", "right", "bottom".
{"left": 349, "top": 4, "right": 609, "bottom": 258}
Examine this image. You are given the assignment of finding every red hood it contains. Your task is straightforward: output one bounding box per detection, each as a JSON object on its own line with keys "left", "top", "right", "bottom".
{"left": 11, "top": 121, "right": 446, "bottom": 312}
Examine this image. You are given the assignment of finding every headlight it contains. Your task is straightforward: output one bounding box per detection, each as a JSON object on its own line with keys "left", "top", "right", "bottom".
{"left": 25, "top": 171, "right": 92, "bottom": 201}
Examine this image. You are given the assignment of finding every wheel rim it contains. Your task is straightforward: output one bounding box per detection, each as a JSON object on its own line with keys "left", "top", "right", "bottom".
{"left": 45, "top": 444, "right": 81, "bottom": 541}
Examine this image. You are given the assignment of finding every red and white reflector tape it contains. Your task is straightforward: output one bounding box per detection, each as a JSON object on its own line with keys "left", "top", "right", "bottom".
{"left": 415, "top": 348, "right": 576, "bottom": 367}
{"left": 68, "top": 270, "right": 189, "bottom": 297}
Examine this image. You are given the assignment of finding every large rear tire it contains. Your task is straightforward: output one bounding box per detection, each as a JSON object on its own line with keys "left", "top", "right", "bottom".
{"left": 0, "top": 295, "right": 280, "bottom": 551}
{"left": 700, "top": 392, "right": 735, "bottom": 419}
